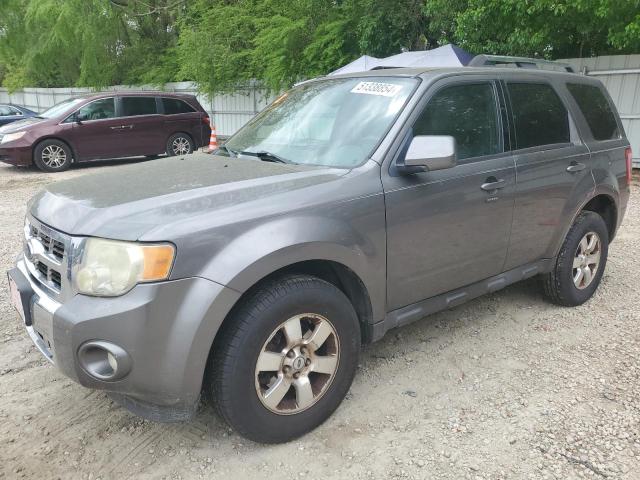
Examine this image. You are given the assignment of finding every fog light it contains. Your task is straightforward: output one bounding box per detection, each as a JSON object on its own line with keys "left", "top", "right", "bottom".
{"left": 77, "top": 341, "right": 132, "bottom": 381}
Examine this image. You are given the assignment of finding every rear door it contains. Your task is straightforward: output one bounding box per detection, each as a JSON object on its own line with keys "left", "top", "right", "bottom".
{"left": 383, "top": 76, "right": 516, "bottom": 311}
{"left": 503, "top": 79, "right": 594, "bottom": 270}
{"left": 116, "top": 96, "right": 165, "bottom": 156}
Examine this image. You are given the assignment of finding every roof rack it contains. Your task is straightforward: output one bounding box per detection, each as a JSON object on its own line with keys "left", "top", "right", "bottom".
{"left": 469, "top": 54, "right": 575, "bottom": 73}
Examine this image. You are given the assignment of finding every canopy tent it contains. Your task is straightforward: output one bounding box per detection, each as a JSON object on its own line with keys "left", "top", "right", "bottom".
{"left": 328, "top": 44, "right": 474, "bottom": 76}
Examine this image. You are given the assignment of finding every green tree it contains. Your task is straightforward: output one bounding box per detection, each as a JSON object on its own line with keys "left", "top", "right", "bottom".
{"left": 426, "top": 0, "right": 640, "bottom": 58}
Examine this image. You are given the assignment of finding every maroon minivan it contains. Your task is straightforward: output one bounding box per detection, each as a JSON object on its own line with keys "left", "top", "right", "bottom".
{"left": 0, "top": 92, "right": 211, "bottom": 172}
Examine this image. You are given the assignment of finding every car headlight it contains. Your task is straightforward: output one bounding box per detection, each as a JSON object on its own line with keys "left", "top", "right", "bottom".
{"left": 74, "top": 238, "right": 175, "bottom": 297}
{"left": 0, "top": 131, "right": 26, "bottom": 144}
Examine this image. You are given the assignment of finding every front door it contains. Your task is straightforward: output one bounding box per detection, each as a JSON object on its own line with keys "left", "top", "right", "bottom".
{"left": 384, "top": 79, "right": 516, "bottom": 311}
{"left": 68, "top": 97, "right": 127, "bottom": 160}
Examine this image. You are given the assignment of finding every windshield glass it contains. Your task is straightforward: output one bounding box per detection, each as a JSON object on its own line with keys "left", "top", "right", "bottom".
{"left": 225, "top": 77, "right": 418, "bottom": 168}
{"left": 39, "top": 98, "right": 85, "bottom": 119}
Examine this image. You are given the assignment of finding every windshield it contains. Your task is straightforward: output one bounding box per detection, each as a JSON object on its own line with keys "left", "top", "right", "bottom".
{"left": 39, "top": 98, "right": 85, "bottom": 119}
{"left": 225, "top": 77, "right": 418, "bottom": 168}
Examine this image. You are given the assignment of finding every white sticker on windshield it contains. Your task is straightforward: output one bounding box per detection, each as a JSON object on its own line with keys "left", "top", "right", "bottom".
{"left": 350, "top": 81, "right": 402, "bottom": 97}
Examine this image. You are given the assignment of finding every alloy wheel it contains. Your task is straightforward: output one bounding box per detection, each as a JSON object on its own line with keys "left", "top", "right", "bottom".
{"left": 255, "top": 313, "right": 340, "bottom": 415}
{"left": 41, "top": 145, "right": 67, "bottom": 169}
{"left": 573, "top": 231, "right": 601, "bottom": 290}
{"left": 172, "top": 137, "right": 191, "bottom": 155}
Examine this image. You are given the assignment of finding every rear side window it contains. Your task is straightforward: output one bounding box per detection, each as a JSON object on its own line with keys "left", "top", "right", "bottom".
{"left": 414, "top": 83, "right": 501, "bottom": 160}
{"left": 507, "top": 83, "right": 570, "bottom": 149}
{"left": 121, "top": 96, "right": 157, "bottom": 117}
{"left": 566, "top": 83, "right": 619, "bottom": 141}
{"left": 162, "top": 98, "right": 196, "bottom": 115}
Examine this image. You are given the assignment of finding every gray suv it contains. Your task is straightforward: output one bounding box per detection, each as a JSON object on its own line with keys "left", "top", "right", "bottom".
{"left": 7, "top": 64, "right": 632, "bottom": 443}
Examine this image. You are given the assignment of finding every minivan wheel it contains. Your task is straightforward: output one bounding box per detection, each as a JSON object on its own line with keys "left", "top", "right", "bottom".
{"left": 166, "top": 133, "right": 194, "bottom": 156}
{"left": 542, "top": 211, "right": 609, "bottom": 307}
{"left": 209, "top": 275, "right": 360, "bottom": 443}
{"left": 33, "top": 140, "right": 72, "bottom": 172}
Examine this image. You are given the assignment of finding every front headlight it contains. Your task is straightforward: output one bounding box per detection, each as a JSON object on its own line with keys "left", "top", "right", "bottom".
{"left": 0, "top": 131, "right": 26, "bottom": 144}
{"left": 74, "top": 238, "right": 175, "bottom": 297}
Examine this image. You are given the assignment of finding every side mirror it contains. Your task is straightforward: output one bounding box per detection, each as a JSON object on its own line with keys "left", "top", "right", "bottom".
{"left": 399, "top": 135, "right": 457, "bottom": 174}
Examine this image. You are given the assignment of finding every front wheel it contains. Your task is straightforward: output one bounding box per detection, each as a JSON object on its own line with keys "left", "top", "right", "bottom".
{"left": 166, "top": 133, "right": 194, "bottom": 156}
{"left": 542, "top": 211, "right": 609, "bottom": 306}
{"left": 209, "top": 275, "right": 361, "bottom": 443}
{"left": 33, "top": 139, "right": 72, "bottom": 172}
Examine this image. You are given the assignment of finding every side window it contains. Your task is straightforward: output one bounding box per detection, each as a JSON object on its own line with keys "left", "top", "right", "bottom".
{"left": 76, "top": 98, "right": 116, "bottom": 121}
{"left": 162, "top": 98, "right": 196, "bottom": 115}
{"left": 507, "top": 83, "right": 570, "bottom": 149}
{"left": 0, "top": 106, "right": 11, "bottom": 116}
{"left": 413, "top": 83, "right": 501, "bottom": 160}
{"left": 121, "top": 96, "right": 157, "bottom": 117}
{"left": 566, "top": 83, "right": 619, "bottom": 141}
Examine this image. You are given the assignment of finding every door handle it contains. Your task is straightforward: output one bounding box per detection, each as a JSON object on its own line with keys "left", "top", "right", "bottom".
{"left": 566, "top": 162, "right": 586, "bottom": 173}
{"left": 110, "top": 126, "right": 123, "bottom": 130}
{"left": 122, "top": 124, "right": 134, "bottom": 130}
{"left": 481, "top": 178, "right": 506, "bottom": 191}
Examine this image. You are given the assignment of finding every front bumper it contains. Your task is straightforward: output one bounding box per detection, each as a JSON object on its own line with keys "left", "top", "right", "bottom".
{"left": 8, "top": 257, "right": 240, "bottom": 421}
{"left": 0, "top": 143, "right": 32, "bottom": 166}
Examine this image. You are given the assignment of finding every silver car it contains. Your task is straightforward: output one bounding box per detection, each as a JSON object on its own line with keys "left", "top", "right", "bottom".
{"left": 8, "top": 64, "right": 632, "bottom": 443}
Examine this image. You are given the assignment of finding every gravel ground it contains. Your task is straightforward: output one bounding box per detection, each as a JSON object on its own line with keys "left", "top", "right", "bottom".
{"left": 0, "top": 161, "right": 638, "bottom": 480}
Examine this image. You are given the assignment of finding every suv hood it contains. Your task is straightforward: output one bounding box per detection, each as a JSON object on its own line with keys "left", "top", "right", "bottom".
{"left": 30, "top": 153, "right": 348, "bottom": 240}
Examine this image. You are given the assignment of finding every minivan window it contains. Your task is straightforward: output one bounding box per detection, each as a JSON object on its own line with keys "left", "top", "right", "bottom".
{"left": 413, "top": 83, "right": 501, "bottom": 160}
{"left": 121, "top": 96, "right": 157, "bottom": 117}
{"left": 76, "top": 98, "right": 116, "bottom": 121}
{"left": 566, "top": 83, "right": 619, "bottom": 141}
{"left": 225, "top": 77, "right": 418, "bottom": 168}
{"left": 507, "top": 83, "right": 570, "bottom": 149}
{"left": 162, "top": 98, "right": 196, "bottom": 115}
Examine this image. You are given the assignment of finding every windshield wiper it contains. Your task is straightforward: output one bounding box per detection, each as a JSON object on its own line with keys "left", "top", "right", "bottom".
{"left": 241, "top": 150, "right": 293, "bottom": 164}
{"left": 217, "top": 144, "right": 237, "bottom": 157}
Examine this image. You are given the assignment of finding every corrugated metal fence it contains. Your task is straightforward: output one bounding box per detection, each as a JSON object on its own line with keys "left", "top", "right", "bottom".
{"left": 0, "top": 82, "right": 276, "bottom": 138}
{"left": 561, "top": 55, "right": 640, "bottom": 167}
{"left": 1, "top": 55, "right": 639, "bottom": 164}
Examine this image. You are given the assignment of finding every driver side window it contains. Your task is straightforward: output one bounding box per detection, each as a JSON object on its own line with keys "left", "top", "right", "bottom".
{"left": 76, "top": 98, "right": 116, "bottom": 121}
{"left": 414, "top": 82, "right": 501, "bottom": 161}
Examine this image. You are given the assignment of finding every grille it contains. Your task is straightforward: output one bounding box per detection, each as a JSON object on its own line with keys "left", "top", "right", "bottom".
{"left": 24, "top": 218, "right": 70, "bottom": 297}
{"left": 30, "top": 225, "right": 66, "bottom": 260}
{"left": 34, "top": 261, "right": 62, "bottom": 290}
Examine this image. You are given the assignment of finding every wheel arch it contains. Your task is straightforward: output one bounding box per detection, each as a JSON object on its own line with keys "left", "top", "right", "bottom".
{"left": 581, "top": 193, "right": 617, "bottom": 241}
{"left": 218, "top": 259, "right": 375, "bottom": 346}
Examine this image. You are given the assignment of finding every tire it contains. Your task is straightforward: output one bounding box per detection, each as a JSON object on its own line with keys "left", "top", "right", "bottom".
{"left": 209, "top": 275, "right": 361, "bottom": 443}
{"left": 33, "top": 139, "right": 72, "bottom": 172}
{"left": 166, "top": 133, "right": 194, "bottom": 156}
{"left": 542, "top": 211, "right": 609, "bottom": 306}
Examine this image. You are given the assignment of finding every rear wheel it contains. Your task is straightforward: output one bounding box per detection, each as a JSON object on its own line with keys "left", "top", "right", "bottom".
{"left": 209, "top": 275, "right": 360, "bottom": 443}
{"left": 166, "top": 133, "right": 194, "bottom": 156}
{"left": 33, "top": 140, "right": 72, "bottom": 172}
{"left": 542, "top": 211, "right": 609, "bottom": 306}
